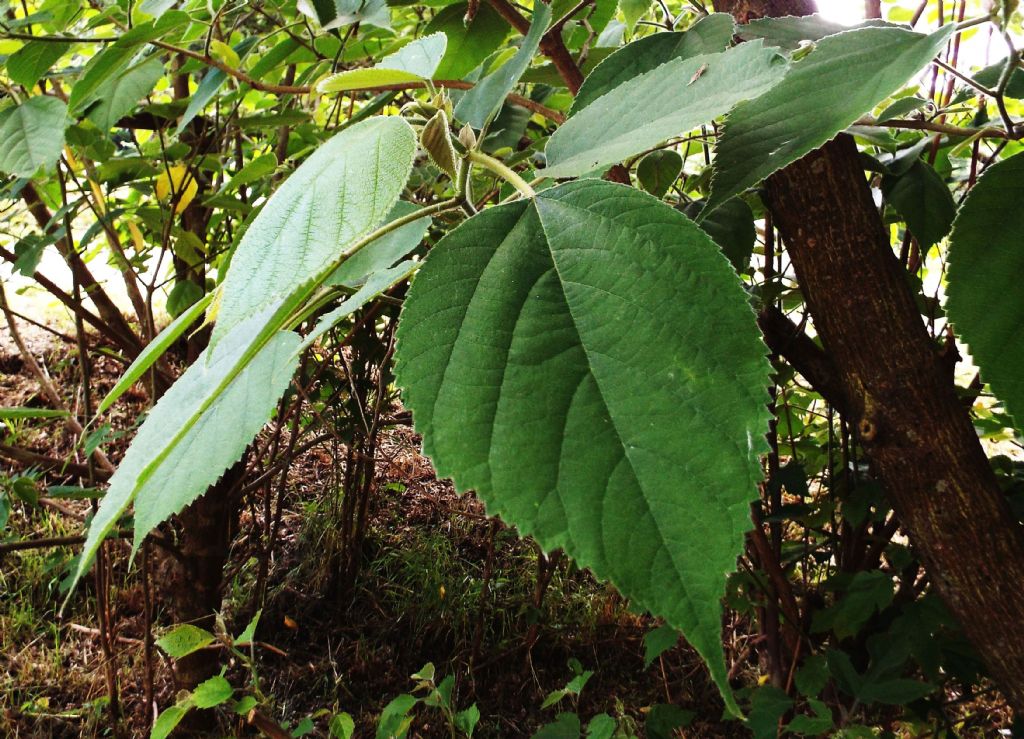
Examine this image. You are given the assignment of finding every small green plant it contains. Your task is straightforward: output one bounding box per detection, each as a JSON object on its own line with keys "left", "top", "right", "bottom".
{"left": 376, "top": 662, "right": 480, "bottom": 739}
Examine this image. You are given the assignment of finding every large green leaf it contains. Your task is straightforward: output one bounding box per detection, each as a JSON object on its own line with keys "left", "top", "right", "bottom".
{"left": 0, "top": 96, "right": 68, "bottom": 177}
{"left": 737, "top": 13, "right": 889, "bottom": 50}
{"left": 543, "top": 41, "right": 788, "bottom": 179}
{"left": 424, "top": 3, "right": 509, "bottom": 80}
{"left": 454, "top": 2, "right": 551, "bottom": 129}
{"left": 704, "top": 25, "right": 954, "bottom": 216}
{"left": 947, "top": 152, "right": 1024, "bottom": 429}
{"left": 6, "top": 40, "right": 69, "bottom": 88}
{"left": 212, "top": 116, "right": 416, "bottom": 345}
{"left": 394, "top": 180, "right": 771, "bottom": 713}
{"left": 86, "top": 55, "right": 165, "bottom": 132}
{"left": 69, "top": 305, "right": 302, "bottom": 594}
{"left": 570, "top": 12, "right": 735, "bottom": 113}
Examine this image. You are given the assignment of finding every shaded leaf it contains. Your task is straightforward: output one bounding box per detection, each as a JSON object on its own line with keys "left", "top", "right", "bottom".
{"left": 646, "top": 704, "right": 694, "bottom": 739}
{"left": 425, "top": 3, "right": 509, "bottom": 80}
{"left": 882, "top": 159, "right": 956, "bottom": 247}
{"left": 683, "top": 198, "right": 756, "bottom": 272}
{"left": 455, "top": 2, "right": 551, "bottom": 128}
{"left": 947, "top": 152, "right": 1024, "bottom": 430}
{"left": 395, "top": 180, "right": 771, "bottom": 714}
{"left": 876, "top": 95, "right": 928, "bottom": 122}
{"left": 533, "top": 713, "right": 581, "bottom": 739}
{"left": 642, "top": 624, "right": 679, "bottom": 668}
{"left": 748, "top": 686, "right": 793, "bottom": 739}
{"left": 636, "top": 149, "right": 682, "bottom": 198}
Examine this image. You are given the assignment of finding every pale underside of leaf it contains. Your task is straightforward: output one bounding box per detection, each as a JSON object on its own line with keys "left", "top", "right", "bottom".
{"left": 543, "top": 41, "right": 789, "bottom": 179}
{"left": 69, "top": 305, "right": 301, "bottom": 596}
{"left": 395, "top": 180, "right": 771, "bottom": 714}
{"left": 318, "top": 67, "right": 425, "bottom": 93}
{"left": 703, "top": 24, "right": 955, "bottom": 216}
{"left": 212, "top": 116, "right": 415, "bottom": 346}
{"left": 378, "top": 32, "right": 447, "bottom": 78}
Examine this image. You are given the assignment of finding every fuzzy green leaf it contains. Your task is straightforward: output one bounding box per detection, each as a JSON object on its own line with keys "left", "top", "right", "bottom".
{"left": 571, "top": 13, "right": 735, "bottom": 113}
{"left": 0, "top": 97, "right": 68, "bottom": 177}
{"left": 318, "top": 67, "right": 423, "bottom": 94}
{"left": 395, "top": 180, "right": 771, "bottom": 714}
{"left": 544, "top": 41, "right": 788, "bottom": 179}
{"left": 704, "top": 25, "right": 954, "bottom": 216}
{"left": 380, "top": 32, "right": 448, "bottom": 78}
{"left": 96, "top": 292, "right": 214, "bottom": 416}
{"left": 737, "top": 13, "right": 889, "bottom": 49}
{"left": 947, "top": 152, "right": 1024, "bottom": 430}
{"left": 212, "top": 116, "right": 415, "bottom": 345}
{"left": 69, "top": 306, "right": 302, "bottom": 594}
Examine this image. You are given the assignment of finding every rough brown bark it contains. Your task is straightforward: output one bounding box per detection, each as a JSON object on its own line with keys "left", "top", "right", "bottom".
{"left": 169, "top": 461, "right": 246, "bottom": 691}
{"left": 716, "top": 0, "right": 1024, "bottom": 713}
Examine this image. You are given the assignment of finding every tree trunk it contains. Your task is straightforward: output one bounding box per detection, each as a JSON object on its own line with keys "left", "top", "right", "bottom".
{"left": 169, "top": 461, "right": 246, "bottom": 692}
{"left": 715, "top": 0, "right": 1024, "bottom": 713}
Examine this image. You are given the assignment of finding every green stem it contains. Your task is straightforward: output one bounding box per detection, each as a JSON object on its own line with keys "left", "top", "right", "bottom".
{"left": 467, "top": 150, "right": 536, "bottom": 198}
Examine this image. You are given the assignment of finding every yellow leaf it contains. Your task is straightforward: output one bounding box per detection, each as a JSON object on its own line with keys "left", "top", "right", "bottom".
{"left": 209, "top": 39, "right": 240, "bottom": 69}
{"left": 155, "top": 165, "right": 198, "bottom": 214}
{"left": 127, "top": 221, "right": 146, "bottom": 252}
{"left": 89, "top": 180, "right": 107, "bottom": 215}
